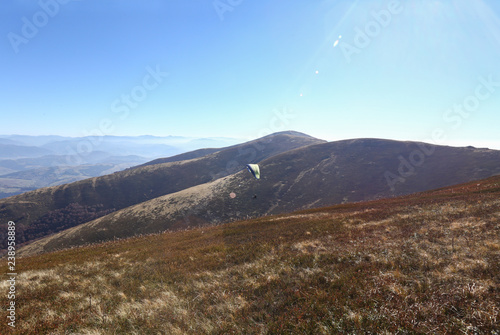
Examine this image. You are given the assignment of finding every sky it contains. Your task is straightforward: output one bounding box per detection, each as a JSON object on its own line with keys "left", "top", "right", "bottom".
{"left": 1, "top": 0, "right": 500, "bottom": 149}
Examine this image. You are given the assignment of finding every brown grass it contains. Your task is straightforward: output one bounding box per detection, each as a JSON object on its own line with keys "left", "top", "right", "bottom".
{"left": 1, "top": 176, "right": 499, "bottom": 334}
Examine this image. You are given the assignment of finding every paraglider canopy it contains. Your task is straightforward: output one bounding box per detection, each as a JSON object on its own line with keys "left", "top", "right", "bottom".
{"left": 246, "top": 164, "right": 260, "bottom": 180}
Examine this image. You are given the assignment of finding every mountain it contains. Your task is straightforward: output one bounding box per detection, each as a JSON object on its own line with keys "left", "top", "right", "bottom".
{"left": 0, "top": 143, "right": 54, "bottom": 159}
{"left": 136, "top": 148, "right": 222, "bottom": 167}
{"left": 37, "top": 135, "right": 242, "bottom": 158}
{"left": 14, "top": 137, "right": 500, "bottom": 255}
{"left": 0, "top": 135, "right": 67, "bottom": 147}
{"left": 0, "top": 160, "right": 148, "bottom": 198}
{"left": 0, "top": 134, "right": 242, "bottom": 157}
{"left": 0, "top": 132, "right": 325, "bottom": 248}
{"left": 0, "top": 151, "right": 112, "bottom": 170}
{"left": 0, "top": 138, "right": 23, "bottom": 146}
{"left": 0, "top": 135, "right": 243, "bottom": 198}
{"left": 7, "top": 175, "right": 500, "bottom": 334}
{"left": 40, "top": 139, "right": 180, "bottom": 159}
{"left": 137, "top": 131, "right": 319, "bottom": 168}
{"left": 0, "top": 154, "right": 151, "bottom": 199}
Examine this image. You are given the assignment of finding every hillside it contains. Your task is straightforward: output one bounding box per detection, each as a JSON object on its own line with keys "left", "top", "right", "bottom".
{"left": 0, "top": 135, "right": 242, "bottom": 198}
{"left": 20, "top": 138, "right": 500, "bottom": 255}
{"left": 3, "top": 175, "right": 499, "bottom": 334}
{"left": 0, "top": 144, "right": 53, "bottom": 159}
{"left": 0, "top": 160, "right": 148, "bottom": 199}
{"left": 136, "top": 148, "right": 222, "bottom": 167}
{"left": 0, "top": 132, "right": 325, "bottom": 248}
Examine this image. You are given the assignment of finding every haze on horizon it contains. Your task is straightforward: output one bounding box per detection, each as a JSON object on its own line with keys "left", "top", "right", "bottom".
{"left": 1, "top": 0, "right": 500, "bottom": 149}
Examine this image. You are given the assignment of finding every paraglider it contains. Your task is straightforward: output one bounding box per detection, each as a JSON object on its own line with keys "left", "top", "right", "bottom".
{"left": 246, "top": 164, "right": 260, "bottom": 180}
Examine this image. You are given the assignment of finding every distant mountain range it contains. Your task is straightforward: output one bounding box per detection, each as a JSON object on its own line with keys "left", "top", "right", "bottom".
{"left": 0, "top": 134, "right": 242, "bottom": 198}
{"left": 2, "top": 131, "right": 500, "bottom": 255}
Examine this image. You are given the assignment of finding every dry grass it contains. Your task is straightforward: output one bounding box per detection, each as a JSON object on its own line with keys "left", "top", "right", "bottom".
{"left": 1, "top": 176, "right": 500, "bottom": 334}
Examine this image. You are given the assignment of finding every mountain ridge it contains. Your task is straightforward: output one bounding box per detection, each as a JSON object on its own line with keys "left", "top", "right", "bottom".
{"left": 16, "top": 137, "right": 500, "bottom": 255}
{"left": 0, "top": 132, "right": 325, "bottom": 249}
{"left": 0, "top": 134, "right": 245, "bottom": 198}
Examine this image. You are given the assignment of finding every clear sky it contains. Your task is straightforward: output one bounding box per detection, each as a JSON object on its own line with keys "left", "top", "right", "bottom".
{"left": 1, "top": 0, "right": 500, "bottom": 149}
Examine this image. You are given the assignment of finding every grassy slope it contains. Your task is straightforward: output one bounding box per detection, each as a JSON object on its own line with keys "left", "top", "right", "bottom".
{"left": 0, "top": 164, "right": 125, "bottom": 199}
{"left": 19, "top": 139, "right": 500, "bottom": 255}
{"left": 1, "top": 176, "right": 499, "bottom": 334}
{"left": 135, "top": 148, "right": 221, "bottom": 167}
{"left": 0, "top": 132, "right": 325, "bottom": 248}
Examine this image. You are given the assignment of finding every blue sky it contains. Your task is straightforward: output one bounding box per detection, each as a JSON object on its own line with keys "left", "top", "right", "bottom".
{"left": 1, "top": 0, "right": 500, "bottom": 148}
